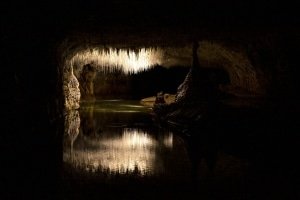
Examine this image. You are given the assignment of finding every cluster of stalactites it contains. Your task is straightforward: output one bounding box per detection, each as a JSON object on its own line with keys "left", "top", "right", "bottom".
{"left": 67, "top": 47, "right": 165, "bottom": 75}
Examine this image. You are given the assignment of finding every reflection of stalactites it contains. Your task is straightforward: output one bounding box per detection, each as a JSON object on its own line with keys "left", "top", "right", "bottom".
{"left": 64, "top": 110, "right": 81, "bottom": 160}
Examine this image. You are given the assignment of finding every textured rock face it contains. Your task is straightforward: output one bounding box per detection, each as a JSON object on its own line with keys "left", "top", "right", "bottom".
{"left": 175, "top": 42, "right": 199, "bottom": 102}
{"left": 175, "top": 42, "right": 225, "bottom": 103}
{"left": 198, "top": 41, "right": 264, "bottom": 96}
{"left": 175, "top": 67, "right": 226, "bottom": 103}
{"left": 175, "top": 70, "right": 192, "bottom": 102}
{"left": 64, "top": 66, "right": 81, "bottom": 110}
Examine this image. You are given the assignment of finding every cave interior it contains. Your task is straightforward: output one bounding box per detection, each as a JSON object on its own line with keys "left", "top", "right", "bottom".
{"left": 2, "top": 1, "right": 300, "bottom": 200}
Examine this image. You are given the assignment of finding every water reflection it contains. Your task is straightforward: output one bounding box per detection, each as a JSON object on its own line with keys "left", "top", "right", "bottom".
{"left": 80, "top": 101, "right": 96, "bottom": 136}
{"left": 63, "top": 100, "right": 188, "bottom": 177}
{"left": 69, "top": 128, "right": 171, "bottom": 175}
{"left": 63, "top": 110, "right": 80, "bottom": 159}
{"left": 63, "top": 99, "right": 251, "bottom": 193}
{"left": 62, "top": 100, "right": 255, "bottom": 200}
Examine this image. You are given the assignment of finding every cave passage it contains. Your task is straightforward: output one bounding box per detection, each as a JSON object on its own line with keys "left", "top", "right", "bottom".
{"left": 5, "top": 2, "right": 299, "bottom": 200}
{"left": 62, "top": 46, "right": 194, "bottom": 189}
{"left": 62, "top": 46, "right": 192, "bottom": 109}
{"left": 60, "top": 39, "right": 281, "bottom": 200}
{"left": 62, "top": 41, "right": 265, "bottom": 111}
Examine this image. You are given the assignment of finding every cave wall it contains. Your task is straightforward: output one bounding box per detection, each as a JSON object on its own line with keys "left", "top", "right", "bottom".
{"left": 199, "top": 41, "right": 264, "bottom": 95}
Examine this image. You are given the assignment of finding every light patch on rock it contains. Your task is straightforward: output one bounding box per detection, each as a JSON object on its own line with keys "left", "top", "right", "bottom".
{"left": 64, "top": 66, "right": 81, "bottom": 110}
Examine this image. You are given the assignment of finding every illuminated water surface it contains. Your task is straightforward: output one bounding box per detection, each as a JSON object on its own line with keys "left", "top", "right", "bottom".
{"left": 63, "top": 100, "right": 191, "bottom": 178}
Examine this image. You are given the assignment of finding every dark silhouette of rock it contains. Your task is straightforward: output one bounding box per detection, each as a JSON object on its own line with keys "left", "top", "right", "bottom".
{"left": 79, "top": 64, "right": 97, "bottom": 101}
{"left": 155, "top": 91, "right": 166, "bottom": 104}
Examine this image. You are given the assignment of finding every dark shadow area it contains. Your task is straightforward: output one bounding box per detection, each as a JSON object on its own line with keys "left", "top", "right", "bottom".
{"left": 130, "top": 65, "right": 190, "bottom": 99}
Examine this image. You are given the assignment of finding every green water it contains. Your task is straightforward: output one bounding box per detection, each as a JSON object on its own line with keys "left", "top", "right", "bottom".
{"left": 80, "top": 99, "right": 152, "bottom": 113}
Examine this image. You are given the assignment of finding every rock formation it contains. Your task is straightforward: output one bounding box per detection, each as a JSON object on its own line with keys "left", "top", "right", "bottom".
{"left": 79, "top": 64, "right": 97, "bottom": 101}
{"left": 64, "top": 66, "right": 81, "bottom": 110}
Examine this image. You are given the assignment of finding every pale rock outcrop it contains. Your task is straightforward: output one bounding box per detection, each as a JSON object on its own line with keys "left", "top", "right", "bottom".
{"left": 64, "top": 66, "right": 81, "bottom": 110}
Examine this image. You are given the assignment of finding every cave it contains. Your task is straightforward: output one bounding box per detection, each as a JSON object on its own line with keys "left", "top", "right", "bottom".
{"left": 61, "top": 37, "right": 266, "bottom": 109}
{"left": 3, "top": 1, "right": 300, "bottom": 200}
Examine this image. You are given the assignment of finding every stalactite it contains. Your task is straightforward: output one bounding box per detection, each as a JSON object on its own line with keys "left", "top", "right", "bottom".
{"left": 66, "top": 47, "right": 164, "bottom": 75}
{"left": 62, "top": 41, "right": 267, "bottom": 111}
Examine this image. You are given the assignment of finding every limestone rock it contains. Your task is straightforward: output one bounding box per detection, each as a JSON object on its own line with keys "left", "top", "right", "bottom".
{"left": 64, "top": 67, "right": 81, "bottom": 110}
{"left": 175, "top": 69, "right": 192, "bottom": 102}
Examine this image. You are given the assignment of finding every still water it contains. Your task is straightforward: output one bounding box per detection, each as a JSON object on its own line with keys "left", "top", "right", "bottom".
{"left": 62, "top": 100, "right": 254, "bottom": 200}
{"left": 63, "top": 100, "right": 191, "bottom": 180}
